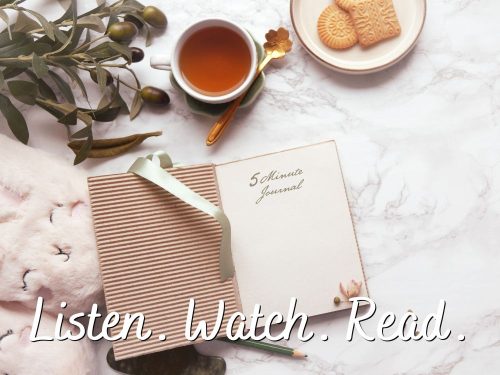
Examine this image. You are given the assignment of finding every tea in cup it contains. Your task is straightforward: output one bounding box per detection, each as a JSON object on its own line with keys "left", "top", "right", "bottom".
{"left": 151, "top": 19, "right": 258, "bottom": 104}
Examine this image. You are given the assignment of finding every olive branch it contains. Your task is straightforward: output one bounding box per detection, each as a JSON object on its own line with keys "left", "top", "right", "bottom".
{"left": 0, "top": 0, "right": 169, "bottom": 164}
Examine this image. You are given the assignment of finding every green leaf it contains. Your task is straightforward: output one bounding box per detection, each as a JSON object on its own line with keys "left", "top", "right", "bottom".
{"left": 77, "top": 15, "right": 105, "bottom": 33}
{"left": 145, "top": 24, "right": 152, "bottom": 47}
{"left": 78, "top": 2, "right": 107, "bottom": 19}
{"left": 106, "top": 14, "right": 119, "bottom": 33}
{"left": 0, "top": 93, "right": 29, "bottom": 144}
{"left": 78, "top": 111, "right": 93, "bottom": 126}
{"left": 0, "top": 9, "right": 11, "bottom": 40}
{"left": 58, "top": 108, "right": 78, "bottom": 125}
{"left": 0, "top": 31, "right": 28, "bottom": 47}
{"left": 108, "top": 42, "right": 132, "bottom": 62}
{"left": 0, "top": 9, "right": 7, "bottom": 22}
{"left": 32, "top": 54, "right": 48, "bottom": 78}
{"left": 37, "top": 99, "right": 78, "bottom": 118}
{"left": 48, "top": 70, "right": 75, "bottom": 104}
{"left": 88, "top": 105, "right": 121, "bottom": 122}
{"left": 55, "top": 26, "right": 84, "bottom": 55}
{"left": 36, "top": 98, "right": 93, "bottom": 129}
{"left": 53, "top": 24, "right": 69, "bottom": 44}
{"left": 33, "top": 42, "right": 52, "bottom": 55}
{"left": 122, "top": 0, "right": 145, "bottom": 11}
{"left": 97, "top": 81, "right": 130, "bottom": 114}
{"left": 73, "top": 133, "right": 93, "bottom": 165}
{"left": 33, "top": 34, "right": 58, "bottom": 49}
{"left": 130, "top": 91, "right": 143, "bottom": 120}
{"left": 54, "top": 0, "right": 73, "bottom": 23}
{"left": 0, "top": 0, "right": 17, "bottom": 6}
{"left": 13, "top": 11, "right": 41, "bottom": 33}
{"left": 0, "top": 33, "right": 33, "bottom": 58}
{"left": 48, "top": 0, "right": 76, "bottom": 56}
{"left": 43, "top": 100, "right": 92, "bottom": 127}
{"left": 25, "top": 70, "right": 57, "bottom": 101}
{"left": 35, "top": 98, "right": 65, "bottom": 118}
{"left": 0, "top": 42, "right": 33, "bottom": 59}
{"left": 90, "top": 83, "right": 124, "bottom": 121}
{"left": 97, "top": 90, "right": 111, "bottom": 109}
{"left": 2, "top": 67, "right": 27, "bottom": 79}
{"left": 47, "top": 101, "right": 77, "bottom": 114}
{"left": 71, "top": 125, "right": 91, "bottom": 139}
{"left": 54, "top": 63, "right": 88, "bottom": 100}
{"left": 24, "top": 10, "right": 55, "bottom": 41}
{"left": 7, "top": 80, "right": 39, "bottom": 105}
{"left": 73, "top": 28, "right": 91, "bottom": 52}
{"left": 115, "top": 93, "right": 130, "bottom": 114}
{"left": 95, "top": 64, "right": 107, "bottom": 91}
{"left": 87, "top": 42, "right": 122, "bottom": 60}
{"left": 37, "top": 80, "right": 57, "bottom": 101}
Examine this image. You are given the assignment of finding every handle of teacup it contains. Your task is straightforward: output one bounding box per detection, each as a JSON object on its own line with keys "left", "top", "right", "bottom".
{"left": 150, "top": 55, "right": 172, "bottom": 71}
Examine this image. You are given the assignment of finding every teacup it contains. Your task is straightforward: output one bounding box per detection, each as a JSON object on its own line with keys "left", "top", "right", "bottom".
{"left": 150, "top": 19, "right": 258, "bottom": 104}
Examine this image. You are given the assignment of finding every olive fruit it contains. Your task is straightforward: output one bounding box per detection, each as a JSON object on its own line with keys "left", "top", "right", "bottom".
{"left": 123, "top": 14, "right": 144, "bottom": 29}
{"left": 140, "top": 86, "right": 170, "bottom": 105}
{"left": 108, "top": 21, "right": 138, "bottom": 43}
{"left": 142, "top": 6, "right": 167, "bottom": 28}
{"left": 130, "top": 47, "right": 145, "bottom": 63}
{"left": 89, "top": 69, "right": 113, "bottom": 86}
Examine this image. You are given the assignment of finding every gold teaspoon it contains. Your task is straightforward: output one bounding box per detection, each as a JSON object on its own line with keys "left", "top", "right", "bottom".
{"left": 206, "top": 27, "right": 292, "bottom": 146}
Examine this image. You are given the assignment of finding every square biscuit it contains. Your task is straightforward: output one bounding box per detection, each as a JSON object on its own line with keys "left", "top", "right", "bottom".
{"left": 348, "top": 0, "right": 401, "bottom": 47}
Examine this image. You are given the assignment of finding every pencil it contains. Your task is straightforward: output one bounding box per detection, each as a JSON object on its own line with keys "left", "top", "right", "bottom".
{"left": 220, "top": 337, "right": 308, "bottom": 358}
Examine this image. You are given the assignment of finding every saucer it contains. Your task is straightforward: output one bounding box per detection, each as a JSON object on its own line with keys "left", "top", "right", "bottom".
{"left": 170, "top": 35, "right": 266, "bottom": 117}
{"left": 290, "top": 0, "right": 426, "bottom": 74}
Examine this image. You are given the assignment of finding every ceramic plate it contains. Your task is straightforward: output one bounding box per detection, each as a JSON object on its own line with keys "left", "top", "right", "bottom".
{"left": 290, "top": 0, "right": 426, "bottom": 74}
{"left": 171, "top": 35, "right": 265, "bottom": 117}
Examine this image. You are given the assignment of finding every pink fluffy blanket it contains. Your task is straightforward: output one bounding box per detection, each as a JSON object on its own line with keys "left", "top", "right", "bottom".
{"left": 0, "top": 135, "right": 103, "bottom": 374}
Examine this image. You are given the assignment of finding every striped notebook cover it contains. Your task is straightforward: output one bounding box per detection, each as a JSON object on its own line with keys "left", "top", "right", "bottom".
{"left": 88, "top": 164, "right": 240, "bottom": 360}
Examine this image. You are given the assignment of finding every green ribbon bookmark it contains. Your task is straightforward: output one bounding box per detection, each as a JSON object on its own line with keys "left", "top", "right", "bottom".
{"left": 128, "top": 151, "right": 235, "bottom": 281}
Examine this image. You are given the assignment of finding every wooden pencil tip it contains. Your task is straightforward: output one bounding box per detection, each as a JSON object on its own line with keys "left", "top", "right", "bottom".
{"left": 293, "top": 350, "right": 308, "bottom": 359}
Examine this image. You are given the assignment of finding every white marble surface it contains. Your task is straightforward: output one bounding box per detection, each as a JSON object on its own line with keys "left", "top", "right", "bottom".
{"left": 2, "top": 0, "right": 500, "bottom": 374}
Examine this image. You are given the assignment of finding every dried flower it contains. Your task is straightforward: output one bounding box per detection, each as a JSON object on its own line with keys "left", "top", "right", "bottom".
{"left": 339, "top": 280, "right": 363, "bottom": 300}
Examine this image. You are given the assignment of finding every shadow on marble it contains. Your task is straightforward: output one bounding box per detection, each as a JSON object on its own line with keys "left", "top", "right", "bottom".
{"left": 307, "top": 45, "right": 420, "bottom": 90}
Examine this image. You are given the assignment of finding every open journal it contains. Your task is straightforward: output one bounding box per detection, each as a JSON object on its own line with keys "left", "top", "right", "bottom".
{"left": 88, "top": 141, "right": 368, "bottom": 360}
